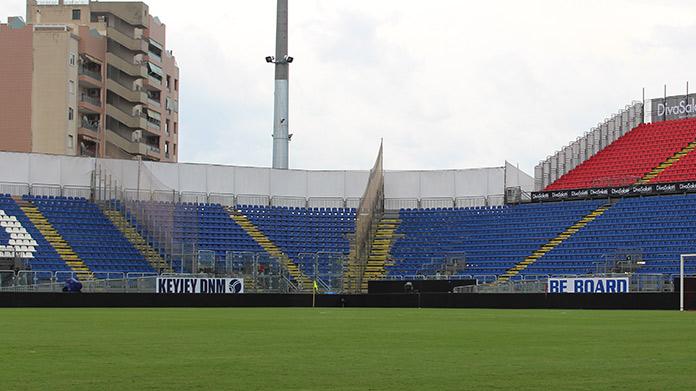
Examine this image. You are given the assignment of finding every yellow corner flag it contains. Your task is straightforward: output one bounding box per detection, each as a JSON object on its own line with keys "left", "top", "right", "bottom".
{"left": 313, "top": 280, "right": 318, "bottom": 291}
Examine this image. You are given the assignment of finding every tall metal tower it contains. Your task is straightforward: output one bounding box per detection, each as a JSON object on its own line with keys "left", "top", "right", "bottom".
{"left": 267, "top": 0, "right": 292, "bottom": 169}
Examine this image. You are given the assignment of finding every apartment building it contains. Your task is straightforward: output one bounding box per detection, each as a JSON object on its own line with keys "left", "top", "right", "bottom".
{"left": 0, "top": 0, "right": 179, "bottom": 162}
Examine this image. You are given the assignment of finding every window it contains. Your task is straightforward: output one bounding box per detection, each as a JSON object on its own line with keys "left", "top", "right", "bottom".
{"left": 72, "top": 9, "right": 81, "bottom": 21}
{"left": 68, "top": 107, "right": 74, "bottom": 121}
{"left": 164, "top": 141, "right": 169, "bottom": 156}
{"left": 174, "top": 79, "right": 178, "bottom": 91}
{"left": 67, "top": 134, "right": 74, "bottom": 149}
{"left": 69, "top": 53, "right": 76, "bottom": 67}
{"left": 68, "top": 80, "right": 75, "bottom": 94}
{"left": 173, "top": 143, "right": 177, "bottom": 156}
{"left": 147, "top": 62, "right": 164, "bottom": 82}
{"left": 166, "top": 75, "right": 171, "bottom": 90}
{"left": 173, "top": 122, "right": 177, "bottom": 134}
{"left": 165, "top": 120, "right": 170, "bottom": 135}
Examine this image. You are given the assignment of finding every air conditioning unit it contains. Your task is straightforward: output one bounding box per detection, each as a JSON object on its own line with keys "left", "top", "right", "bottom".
{"left": 131, "top": 130, "right": 142, "bottom": 142}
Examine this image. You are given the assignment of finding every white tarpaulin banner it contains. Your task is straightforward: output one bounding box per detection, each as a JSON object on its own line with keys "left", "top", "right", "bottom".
{"left": 547, "top": 277, "right": 629, "bottom": 294}
{"left": 156, "top": 277, "right": 244, "bottom": 294}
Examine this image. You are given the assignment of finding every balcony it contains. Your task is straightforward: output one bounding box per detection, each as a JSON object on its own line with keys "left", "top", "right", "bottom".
{"left": 105, "top": 128, "right": 160, "bottom": 160}
{"left": 91, "top": 2, "right": 148, "bottom": 27}
{"left": 148, "top": 98, "right": 161, "bottom": 108}
{"left": 80, "top": 118, "right": 100, "bottom": 132}
{"left": 107, "top": 26, "right": 148, "bottom": 54}
{"left": 141, "top": 111, "right": 161, "bottom": 131}
{"left": 79, "top": 93, "right": 102, "bottom": 113}
{"left": 106, "top": 103, "right": 148, "bottom": 130}
{"left": 78, "top": 66, "right": 102, "bottom": 87}
{"left": 80, "top": 94, "right": 101, "bottom": 107}
{"left": 106, "top": 78, "right": 148, "bottom": 104}
{"left": 106, "top": 52, "right": 147, "bottom": 78}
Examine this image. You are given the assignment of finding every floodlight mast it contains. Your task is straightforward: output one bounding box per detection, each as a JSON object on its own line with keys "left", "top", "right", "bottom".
{"left": 269, "top": 0, "right": 290, "bottom": 169}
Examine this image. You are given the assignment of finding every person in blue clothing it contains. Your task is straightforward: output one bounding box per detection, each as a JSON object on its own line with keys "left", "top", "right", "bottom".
{"left": 62, "top": 277, "right": 83, "bottom": 293}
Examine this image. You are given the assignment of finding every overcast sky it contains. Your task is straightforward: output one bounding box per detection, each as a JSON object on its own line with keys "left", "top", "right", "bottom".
{"left": 3, "top": 0, "right": 696, "bottom": 174}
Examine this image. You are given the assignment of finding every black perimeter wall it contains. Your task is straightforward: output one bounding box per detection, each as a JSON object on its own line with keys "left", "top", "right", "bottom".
{"left": 0, "top": 292, "right": 688, "bottom": 310}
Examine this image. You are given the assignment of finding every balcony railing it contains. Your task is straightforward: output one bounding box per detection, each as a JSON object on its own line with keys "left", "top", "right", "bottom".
{"left": 80, "top": 119, "right": 100, "bottom": 132}
{"left": 146, "top": 119, "right": 161, "bottom": 130}
{"left": 80, "top": 94, "right": 102, "bottom": 107}
{"left": 79, "top": 66, "right": 102, "bottom": 81}
{"left": 140, "top": 112, "right": 161, "bottom": 129}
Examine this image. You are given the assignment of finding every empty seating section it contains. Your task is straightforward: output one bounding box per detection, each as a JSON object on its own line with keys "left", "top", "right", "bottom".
{"left": 652, "top": 146, "right": 696, "bottom": 183}
{"left": 0, "top": 195, "right": 68, "bottom": 274}
{"left": 239, "top": 206, "right": 355, "bottom": 277}
{"left": 526, "top": 194, "right": 696, "bottom": 276}
{"left": 546, "top": 118, "right": 696, "bottom": 190}
{"left": 5, "top": 191, "right": 696, "bottom": 281}
{"left": 125, "top": 201, "right": 265, "bottom": 272}
{"left": 25, "top": 196, "right": 154, "bottom": 275}
{"left": 390, "top": 201, "right": 605, "bottom": 278}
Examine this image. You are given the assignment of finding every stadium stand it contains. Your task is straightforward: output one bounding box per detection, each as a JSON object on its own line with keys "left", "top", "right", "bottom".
{"left": 0, "top": 195, "right": 68, "bottom": 278}
{"left": 238, "top": 205, "right": 355, "bottom": 285}
{"left": 545, "top": 118, "right": 696, "bottom": 190}
{"left": 123, "top": 201, "right": 266, "bottom": 273}
{"left": 102, "top": 209, "right": 171, "bottom": 273}
{"left": 390, "top": 200, "right": 606, "bottom": 280}
{"left": 524, "top": 194, "right": 696, "bottom": 277}
{"left": 390, "top": 195, "right": 696, "bottom": 280}
{"left": 23, "top": 196, "right": 153, "bottom": 277}
{"left": 649, "top": 142, "right": 696, "bottom": 184}
{"left": 4, "top": 189, "right": 696, "bottom": 285}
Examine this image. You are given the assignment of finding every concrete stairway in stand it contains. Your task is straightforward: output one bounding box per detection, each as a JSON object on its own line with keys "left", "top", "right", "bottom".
{"left": 636, "top": 141, "right": 696, "bottom": 184}
{"left": 497, "top": 203, "right": 612, "bottom": 283}
{"left": 360, "top": 211, "right": 401, "bottom": 291}
{"left": 16, "top": 198, "right": 93, "bottom": 280}
{"left": 226, "top": 207, "right": 312, "bottom": 291}
{"left": 102, "top": 208, "right": 171, "bottom": 273}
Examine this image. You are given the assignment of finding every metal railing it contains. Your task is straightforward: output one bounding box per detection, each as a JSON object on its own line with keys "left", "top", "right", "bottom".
{"left": 81, "top": 119, "right": 100, "bottom": 132}
{"left": 79, "top": 66, "right": 102, "bottom": 81}
{"left": 0, "top": 179, "right": 517, "bottom": 211}
{"left": 80, "top": 94, "right": 102, "bottom": 107}
{"left": 0, "top": 271, "right": 158, "bottom": 293}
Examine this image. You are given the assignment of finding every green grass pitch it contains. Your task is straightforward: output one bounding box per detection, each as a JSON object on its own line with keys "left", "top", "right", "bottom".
{"left": 2, "top": 308, "right": 695, "bottom": 390}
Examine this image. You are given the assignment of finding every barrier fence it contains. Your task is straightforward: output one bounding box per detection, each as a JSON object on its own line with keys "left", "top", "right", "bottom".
{"left": 0, "top": 180, "right": 507, "bottom": 210}
{"left": 1, "top": 269, "right": 686, "bottom": 294}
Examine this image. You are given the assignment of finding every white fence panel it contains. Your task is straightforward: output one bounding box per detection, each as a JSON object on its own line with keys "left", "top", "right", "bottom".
{"left": 271, "top": 196, "right": 306, "bottom": 208}
{"left": 208, "top": 193, "right": 235, "bottom": 207}
{"left": 62, "top": 186, "right": 91, "bottom": 199}
{"left": 307, "top": 197, "right": 345, "bottom": 209}
{"left": 180, "top": 192, "right": 207, "bottom": 204}
{"left": 152, "top": 190, "right": 177, "bottom": 202}
{"left": 421, "top": 197, "right": 454, "bottom": 209}
{"left": 385, "top": 198, "right": 418, "bottom": 210}
{"left": 0, "top": 182, "right": 30, "bottom": 196}
{"left": 345, "top": 198, "right": 361, "bottom": 209}
{"left": 30, "top": 184, "right": 61, "bottom": 197}
{"left": 455, "top": 196, "right": 487, "bottom": 208}
{"left": 236, "top": 194, "right": 269, "bottom": 206}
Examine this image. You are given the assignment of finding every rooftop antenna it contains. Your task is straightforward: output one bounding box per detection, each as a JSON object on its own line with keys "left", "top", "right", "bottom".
{"left": 266, "top": 0, "right": 292, "bottom": 169}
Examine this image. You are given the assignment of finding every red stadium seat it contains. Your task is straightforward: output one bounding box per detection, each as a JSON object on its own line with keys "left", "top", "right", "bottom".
{"left": 545, "top": 118, "right": 696, "bottom": 190}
